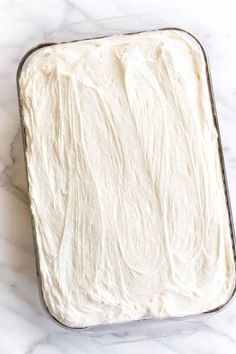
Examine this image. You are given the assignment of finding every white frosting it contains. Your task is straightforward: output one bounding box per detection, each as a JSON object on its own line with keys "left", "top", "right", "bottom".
{"left": 20, "top": 30, "right": 235, "bottom": 328}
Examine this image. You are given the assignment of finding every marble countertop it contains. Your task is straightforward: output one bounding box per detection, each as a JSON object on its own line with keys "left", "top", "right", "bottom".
{"left": 1, "top": 0, "right": 236, "bottom": 353}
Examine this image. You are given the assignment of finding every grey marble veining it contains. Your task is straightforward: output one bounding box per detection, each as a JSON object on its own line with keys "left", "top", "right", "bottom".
{"left": 1, "top": 0, "right": 236, "bottom": 353}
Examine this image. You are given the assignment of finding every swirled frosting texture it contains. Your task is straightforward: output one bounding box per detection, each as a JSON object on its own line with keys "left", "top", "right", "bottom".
{"left": 20, "top": 30, "right": 235, "bottom": 327}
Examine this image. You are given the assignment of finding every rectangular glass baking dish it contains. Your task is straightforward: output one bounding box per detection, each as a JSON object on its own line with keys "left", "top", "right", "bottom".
{"left": 16, "top": 15, "right": 236, "bottom": 343}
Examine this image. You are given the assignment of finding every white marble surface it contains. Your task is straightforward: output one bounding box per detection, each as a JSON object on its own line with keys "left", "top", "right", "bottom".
{"left": 1, "top": 0, "right": 236, "bottom": 353}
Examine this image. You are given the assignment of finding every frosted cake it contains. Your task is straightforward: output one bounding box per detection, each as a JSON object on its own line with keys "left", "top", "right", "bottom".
{"left": 19, "top": 30, "right": 235, "bottom": 327}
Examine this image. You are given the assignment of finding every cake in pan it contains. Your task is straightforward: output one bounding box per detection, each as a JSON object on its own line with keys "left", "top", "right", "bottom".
{"left": 19, "top": 29, "right": 235, "bottom": 327}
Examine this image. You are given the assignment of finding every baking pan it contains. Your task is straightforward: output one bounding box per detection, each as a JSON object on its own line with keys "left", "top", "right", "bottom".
{"left": 16, "top": 27, "right": 236, "bottom": 336}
